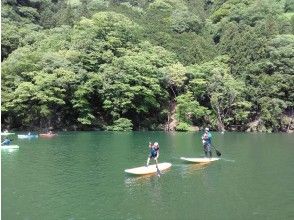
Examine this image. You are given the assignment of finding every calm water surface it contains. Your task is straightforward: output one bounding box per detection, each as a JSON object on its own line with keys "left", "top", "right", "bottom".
{"left": 2, "top": 132, "right": 294, "bottom": 220}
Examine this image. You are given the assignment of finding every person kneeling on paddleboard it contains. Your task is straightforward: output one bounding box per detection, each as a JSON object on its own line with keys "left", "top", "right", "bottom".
{"left": 146, "top": 142, "right": 160, "bottom": 167}
{"left": 2, "top": 138, "right": 12, "bottom": 146}
{"left": 202, "top": 128, "right": 212, "bottom": 157}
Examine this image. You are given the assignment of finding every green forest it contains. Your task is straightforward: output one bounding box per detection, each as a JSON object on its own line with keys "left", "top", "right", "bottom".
{"left": 1, "top": 0, "right": 294, "bottom": 132}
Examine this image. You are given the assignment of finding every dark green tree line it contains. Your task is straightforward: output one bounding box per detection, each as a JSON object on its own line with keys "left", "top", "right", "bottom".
{"left": 1, "top": 0, "right": 293, "bottom": 132}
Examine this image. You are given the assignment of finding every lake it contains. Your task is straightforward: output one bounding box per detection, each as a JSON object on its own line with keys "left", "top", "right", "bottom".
{"left": 2, "top": 132, "right": 294, "bottom": 219}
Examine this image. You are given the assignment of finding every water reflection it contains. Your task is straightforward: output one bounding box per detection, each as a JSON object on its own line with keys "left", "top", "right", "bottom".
{"left": 124, "top": 173, "right": 158, "bottom": 187}
{"left": 125, "top": 175, "right": 163, "bottom": 202}
{"left": 177, "top": 161, "right": 222, "bottom": 193}
{"left": 179, "top": 162, "right": 210, "bottom": 176}
{"left": 201, "top": 163, "right": 222, "bottom": 193}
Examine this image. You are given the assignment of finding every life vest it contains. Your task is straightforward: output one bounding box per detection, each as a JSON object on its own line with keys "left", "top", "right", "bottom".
{"left": 150, "top": 146, "right": 159, "bottom": 157}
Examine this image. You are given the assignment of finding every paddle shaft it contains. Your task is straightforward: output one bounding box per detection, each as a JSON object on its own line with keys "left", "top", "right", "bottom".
{"left": 211, "top": 144, "right": 222, "bottom": 156}
{"left": 155, "top": 158, "right": 161, "bottom": 176}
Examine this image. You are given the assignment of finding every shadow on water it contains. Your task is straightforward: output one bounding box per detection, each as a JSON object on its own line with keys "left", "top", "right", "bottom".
{"left": 178, "top": 162, "right": 211, "bottom": 175}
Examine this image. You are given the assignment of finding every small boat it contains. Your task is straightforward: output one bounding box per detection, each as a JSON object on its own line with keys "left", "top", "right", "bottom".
{"left": 18, "top": 134, "right": 38, "bottom": 139}
{"left": 1, "top": 145, "right": 19, "bottom": 149}
{"left": 39, "top": 133, "right": 57, "bottom": 138}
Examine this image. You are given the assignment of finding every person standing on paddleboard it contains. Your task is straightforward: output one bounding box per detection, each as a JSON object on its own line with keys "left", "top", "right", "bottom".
{"left": 146, "top": 142, "right": 160, "bottom": 167}
{"left": 202, "top": 128, "right": 212, "bottom": 157}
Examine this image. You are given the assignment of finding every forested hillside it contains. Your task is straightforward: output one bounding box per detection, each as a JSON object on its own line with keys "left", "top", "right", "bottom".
{"left": 1, "top": 0, "right": 294, "bottom": 132}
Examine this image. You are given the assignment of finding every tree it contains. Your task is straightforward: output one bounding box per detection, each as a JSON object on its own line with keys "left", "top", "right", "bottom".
{"left": 100, "top": 42, "right": 176, "bottom": 127}
{"left": 188, "top": 56, "right": 251, "bottom": 131}
{"left": 73, "top": 73, "right": 103, "bottom": 126}
{"left": 219, "top": 23, "right": 268, "bottom": 76}
{"left": 1, "top": 21, "right": 41, "bottom": 60}
{"left": 259, "top": 97, "right": 287, "bottom": 131}
{"left": 2, "top": 68, "right": 79, "bottom": 128}
{"left": 285, "top": 0, "right": 294, "bottom": 12}
{"left": 162, "top": 62, "right": 187, "bottom": 98}
{"left": 208, "top": 72, "right": 251, "bottom": 131}
{"left": 71, "top": 12, "right": 141, "bottom": 71}
{"left": 266, "top": 34, "right": 294, "bottom": 75}
{"left": 1, "top": 0, "right": 293, "bottom": 132}
{"left": 171, "top": 10, "right": 203, "bottom": 34}
{"left": 107, "top": 118, "right": 133, "bottom": 131}
{"left": 175, "top": 92, "right": 209, "bottom": 125}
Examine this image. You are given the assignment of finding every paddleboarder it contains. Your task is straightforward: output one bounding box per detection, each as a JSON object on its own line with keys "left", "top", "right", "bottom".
{"left": 146, "top": 142, "right": 160, "bottom": 167}
{"left": 1, "top": 138, "right": 12, "bottom": 146}
{"left": 202, "top": 128, "right": 212, "bottom": 157}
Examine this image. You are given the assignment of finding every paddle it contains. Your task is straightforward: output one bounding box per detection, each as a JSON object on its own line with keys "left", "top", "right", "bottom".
{"left": 155, "top": 161, "right": 161, "bottom": 177}
{"left": 212, "top": 145, "right": 222, "bottom": 157}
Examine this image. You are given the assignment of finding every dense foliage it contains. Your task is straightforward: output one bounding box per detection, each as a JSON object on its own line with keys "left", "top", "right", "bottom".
{"left": 1, "top": 0, "right": 294, "bottom": 132}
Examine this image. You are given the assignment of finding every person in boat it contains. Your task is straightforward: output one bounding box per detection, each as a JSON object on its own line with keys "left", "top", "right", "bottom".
{"left": 146, "top": 142, "right": 160, "bottom": 167}
{"left": 1, "top": 138, "right": 12, "bottom": 146}
{"left": 202, "top": 127, "right": 212, "bottom": 157}
{"left": 48, "top": 130, "right": 53, "bottom": 135}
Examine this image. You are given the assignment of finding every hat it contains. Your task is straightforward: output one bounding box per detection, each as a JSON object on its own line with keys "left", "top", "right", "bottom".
{"left": 154, "top": 142, "right": 159, "bottom": 146}
{"left": 205, "top": 128, "right": 209, "bottom": 131}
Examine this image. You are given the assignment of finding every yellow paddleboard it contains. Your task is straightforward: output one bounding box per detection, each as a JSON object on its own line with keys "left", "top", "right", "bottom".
{"left": 180, "top": 157, "right": 220, "bottom": 163}
{"left": 125, "top": 162, "right": 172, "bottom": 175}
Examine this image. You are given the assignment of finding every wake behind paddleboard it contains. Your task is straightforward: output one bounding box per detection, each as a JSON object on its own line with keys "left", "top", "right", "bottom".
{"left": 180, "top": 157, "right": 220, "bottom": 163}
{"left": 1, "top": 145, "right": 19, "bottom": 149}
{"left": 1, "top": 132, "right": 15, "bottom": 136}
{"left": 125, "top": 162, "right": 172, "bottom": 175}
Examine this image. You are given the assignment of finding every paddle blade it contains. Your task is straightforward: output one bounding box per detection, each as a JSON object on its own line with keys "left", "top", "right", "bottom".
{"left": 216, "top": 150, "right": 221, "bottom": 157}
{"left": 156, "top": 165, "right": 161, "bottom": 177}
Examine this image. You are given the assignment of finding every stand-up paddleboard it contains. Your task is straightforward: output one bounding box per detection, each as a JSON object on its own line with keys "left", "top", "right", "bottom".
{"left": 1, "top": 145, "right": 19, "bottom": 149}
{"left": 180, "top": 157, "right": 220, "bottom": 163}
{"left": 125, "top": 162, "right": 172, "bottom": 175}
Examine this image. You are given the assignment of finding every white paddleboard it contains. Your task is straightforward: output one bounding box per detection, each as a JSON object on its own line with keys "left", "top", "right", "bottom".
{"left": 125, "top": 162, "right": 172, "bottom": 175}
{"left": 180, "top": 157, "right": 220, "bottom": 163}
{"left": 1, "top": 145, "right": 19, "bottom": 149}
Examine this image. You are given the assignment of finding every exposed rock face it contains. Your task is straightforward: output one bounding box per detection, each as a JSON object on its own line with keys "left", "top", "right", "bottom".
{"left": 246, "top": 113, "right": 294, "bottom": 133}
{"left": 190, "top": 126, "right": 200, "bottom": 132}
{"left": 281, "top": 114, "right": 294, "bottom": 133}
{"left": 246, "top": 119, "right": 267, "bottom": 132}
{"left": 165, "top": 101, "right": 177, "bottom": 131}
